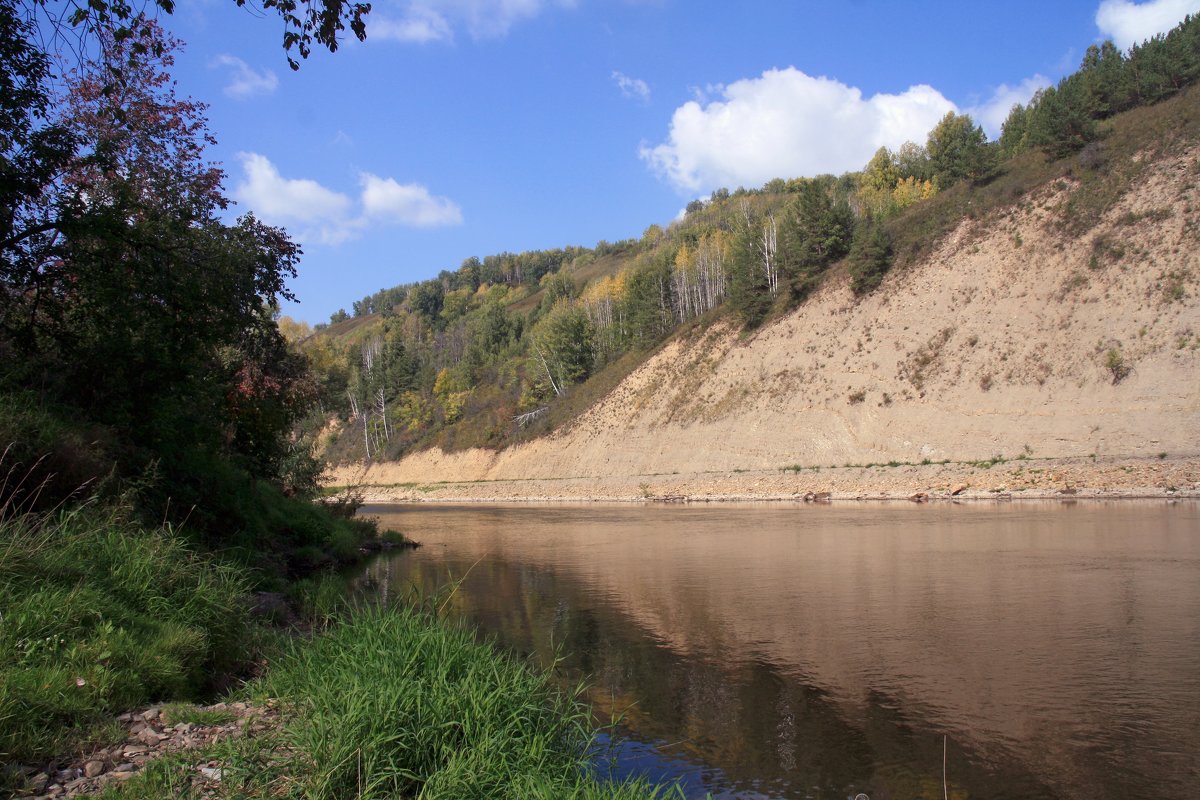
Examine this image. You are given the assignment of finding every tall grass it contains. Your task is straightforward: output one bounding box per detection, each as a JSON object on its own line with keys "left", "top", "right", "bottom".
{"left": 252, "top": 607, "right": 675, "bottom": 799}
{"left": 0, "top": 391, "right": 116, "bottom": 513}
{"left": 0, "top": 505, "right": 255, "bottom": 763}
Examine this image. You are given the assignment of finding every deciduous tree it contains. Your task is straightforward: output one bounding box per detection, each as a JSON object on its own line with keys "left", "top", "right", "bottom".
{"left": 926, "top": 112, "right": 995, "bottom": 186}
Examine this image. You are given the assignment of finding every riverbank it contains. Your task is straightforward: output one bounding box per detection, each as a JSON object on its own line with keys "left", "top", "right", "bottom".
{"left": 327, "top": 454, "right": 1200, "bottom": 503}
{"left": 0, "top": 503, "right": 669, "bottom": 798}
{"left": 8, "top": 610, "right": 670, "bottom": 800}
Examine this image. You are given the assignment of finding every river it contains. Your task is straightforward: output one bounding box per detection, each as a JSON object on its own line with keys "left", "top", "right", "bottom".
{"left": 352, "top": 501, "right": 1200, "bottom": 800}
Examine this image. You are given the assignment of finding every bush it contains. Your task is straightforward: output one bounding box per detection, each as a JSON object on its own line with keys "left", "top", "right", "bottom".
{"left": 139, "top": 446, "right": 374, "bottom": 584}
{"left": 1105, "top": 347, "right": 1131, "bottom": 383}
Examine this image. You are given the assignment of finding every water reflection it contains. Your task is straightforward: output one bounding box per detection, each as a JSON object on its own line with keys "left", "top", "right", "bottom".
{"left": 353, "top": 502, "right": 1200, "bottom": 800}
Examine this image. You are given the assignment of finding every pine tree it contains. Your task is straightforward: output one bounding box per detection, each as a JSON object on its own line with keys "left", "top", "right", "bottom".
{"left": 778, "top": 180, "right": 854, "bottom": 297}
{"left": 847, "top": 222, "right": 894, "bottom": 295}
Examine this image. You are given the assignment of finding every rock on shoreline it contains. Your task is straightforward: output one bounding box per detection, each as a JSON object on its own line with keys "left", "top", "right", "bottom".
{"left": 12, "top": 702, "right": 280, "bottom": 799}
{"left": 334, "top": 455, "right": 1200, "bottom": 505}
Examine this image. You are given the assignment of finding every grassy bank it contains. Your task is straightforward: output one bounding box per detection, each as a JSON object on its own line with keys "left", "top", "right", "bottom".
{"left": 0, "top": 505, "right": 675, "bottom": 798}
{"left": 0, "top": 387, "right": 671, "bottom": 796}
{"left": 0, "top": 505, "right": 259, "bottom": 767}
{"left": 91, "top": 608, "right": 672, "bottom": 799}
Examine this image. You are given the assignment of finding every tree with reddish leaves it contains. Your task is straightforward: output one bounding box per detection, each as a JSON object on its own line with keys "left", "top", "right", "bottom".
{"left": 29, "top": 0, "right": 369, "bottom": 72}
{"left": 1, "top": 14, "right": 319, "bottom": 504}
{"left": 58, "top": 23, "right": 226, "bottom": 224}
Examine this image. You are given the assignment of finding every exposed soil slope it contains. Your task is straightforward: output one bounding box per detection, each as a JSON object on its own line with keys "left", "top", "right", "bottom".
{"left": 329, "top": 147, "right": 1200, "bottom": 501}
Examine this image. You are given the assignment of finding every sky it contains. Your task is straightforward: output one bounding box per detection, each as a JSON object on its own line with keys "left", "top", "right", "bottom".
{"left": 155, "top": 0, "right": 1200, "bottom": 323}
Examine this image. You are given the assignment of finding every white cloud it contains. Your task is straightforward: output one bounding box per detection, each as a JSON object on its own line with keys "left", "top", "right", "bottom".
{"left": 372, "top": 7, "right": 453, "bottom": 43}
{"left": 640, "top": 67, "right": 956, "bottom": 194}
{"left": 969, "top": 75, "right": 1052, "bottom": 139}
{"left": 211, "top": 54, "right": 278, "bottom": 99}
{"left": 360, "top": 173, "right": 464, "bottom": 227}
{"left": 371, "top": 0, "right": 575, "bottom": 43}
{"left": 234, "top": 153, "right": 462, "bottom": 246}
{"left": 612, "top": 70, "right": 651, "bottom": 103}
{"left": 236, "top": 153, "right": 351, "bottom": 226}
{"left": 1095, "top": 0, "right": 1200, "bottom": 49}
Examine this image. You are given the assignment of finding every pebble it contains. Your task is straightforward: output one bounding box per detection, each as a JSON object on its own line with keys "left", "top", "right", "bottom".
{"left": 137, "top": 728, "right": 164, "bottom": 746}
{"left": 16, "top": 701, "right": 282, "bottom": 798}
{"left": 197, "top": 766, "right": 224, "bottom": 781}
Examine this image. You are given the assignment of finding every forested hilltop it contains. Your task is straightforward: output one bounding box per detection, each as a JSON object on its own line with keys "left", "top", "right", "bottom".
{"left": 303, "top": 14, "right": 1200, "bottom": 470}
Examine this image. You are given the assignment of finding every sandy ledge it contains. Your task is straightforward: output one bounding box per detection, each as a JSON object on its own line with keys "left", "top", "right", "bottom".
{"left": 332, "top": 455, "right": 1200, "bottom": 504}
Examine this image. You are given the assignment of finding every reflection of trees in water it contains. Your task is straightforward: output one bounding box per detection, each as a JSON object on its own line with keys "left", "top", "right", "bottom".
{"left": 357, "top": 551, "right": 1057, "bottom": 799}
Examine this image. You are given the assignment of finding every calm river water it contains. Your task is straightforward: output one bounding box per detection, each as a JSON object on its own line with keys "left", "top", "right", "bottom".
{"left": 353, "top": 502, "right": 1200, "bottom": 800}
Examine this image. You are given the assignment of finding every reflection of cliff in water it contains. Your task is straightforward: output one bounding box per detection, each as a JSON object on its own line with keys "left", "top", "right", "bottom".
{"left": 356, "top": 502, "right": 1200, "bottom": 800}
{"left": 360, "top": 553, "right": 1030, "bottom": 799}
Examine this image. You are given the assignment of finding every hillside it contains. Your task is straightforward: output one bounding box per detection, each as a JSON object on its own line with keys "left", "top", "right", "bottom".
{"left": 328, "top": 135, "right": 1200, "bottom": 501}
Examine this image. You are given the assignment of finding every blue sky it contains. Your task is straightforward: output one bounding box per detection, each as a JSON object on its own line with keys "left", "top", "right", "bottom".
{"left": 159, "top": 0, "right": 1200, "bottom": 323}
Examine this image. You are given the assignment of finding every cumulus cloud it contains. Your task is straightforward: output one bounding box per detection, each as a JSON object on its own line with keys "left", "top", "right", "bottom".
{"left": 371, "top": 0, "right": 574, "bottom": 43}
{"left": 236, "top": 153, "right": 351, "bottom": 226}
{"left": 360, "top": 173, "right": 464, "bottom": 227}
{"left": 233, "top": 153, "right": 462, "bottom": 245}
{"left": 612, "top": 70, "right": 651, "bottom": 103}
{"left": 372, "top": 7, "right": 453, "bottom": 43}
{"left": 211, "top": 55, "right": 278, "bottom": 99}
{"left": 1095, "top": 0, "right": 1200, "bottom": 49}
{"left": 640, "top": 67, "right": 956, "bottom": 193}
{"left": 969, "top": 75, "right": 1052, "bottom": 139}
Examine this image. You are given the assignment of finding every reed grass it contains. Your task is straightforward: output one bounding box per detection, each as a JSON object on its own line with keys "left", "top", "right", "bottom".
{"left": 248, "top": 607, "right": 675, "bottom": 799}
{"left": 96, "top": 607, "right": 676, "bottom": 799}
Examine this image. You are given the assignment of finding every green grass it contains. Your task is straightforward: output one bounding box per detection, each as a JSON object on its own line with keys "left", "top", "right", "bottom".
{"left": 160, "top": 702, "right": 237, "bottom": 727}
{"left": 253, "top": 607, "right": 674, "bottom": 799}
{"left": 3, "top": 512, "right": 673, "bottom": 799}
{"left": 0, "top": 391, "right": 117, "bottom": 513}
{"left": 100, "top": 608, "right": 678, "bottom": 800}
{"left": 0, "top": 505, "right": 256, "bottom": 765}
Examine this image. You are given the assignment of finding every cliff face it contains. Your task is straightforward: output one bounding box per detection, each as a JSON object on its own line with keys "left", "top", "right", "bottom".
{"left": 331, "top": 146, "right": 1200, "bottom": 488}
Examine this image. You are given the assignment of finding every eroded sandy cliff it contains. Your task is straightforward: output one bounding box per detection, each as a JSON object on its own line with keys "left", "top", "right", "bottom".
{"left": 329, "top": 147, "right": 1200, "bottom": 499}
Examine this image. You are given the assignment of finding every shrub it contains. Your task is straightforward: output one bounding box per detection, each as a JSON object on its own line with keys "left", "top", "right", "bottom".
{"left": 0, "top": 391, "right": 116, "bottom": 513}
{"left": 1105, "top": 347, "right": 1131, "bottom": 383}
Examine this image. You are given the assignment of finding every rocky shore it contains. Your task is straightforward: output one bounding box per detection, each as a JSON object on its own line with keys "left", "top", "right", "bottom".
{"left": 12, "top": 702, "right": 280, "bottom": 799}
{"left": 335, "top": 455, "right": 1200, "bottom": 504}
